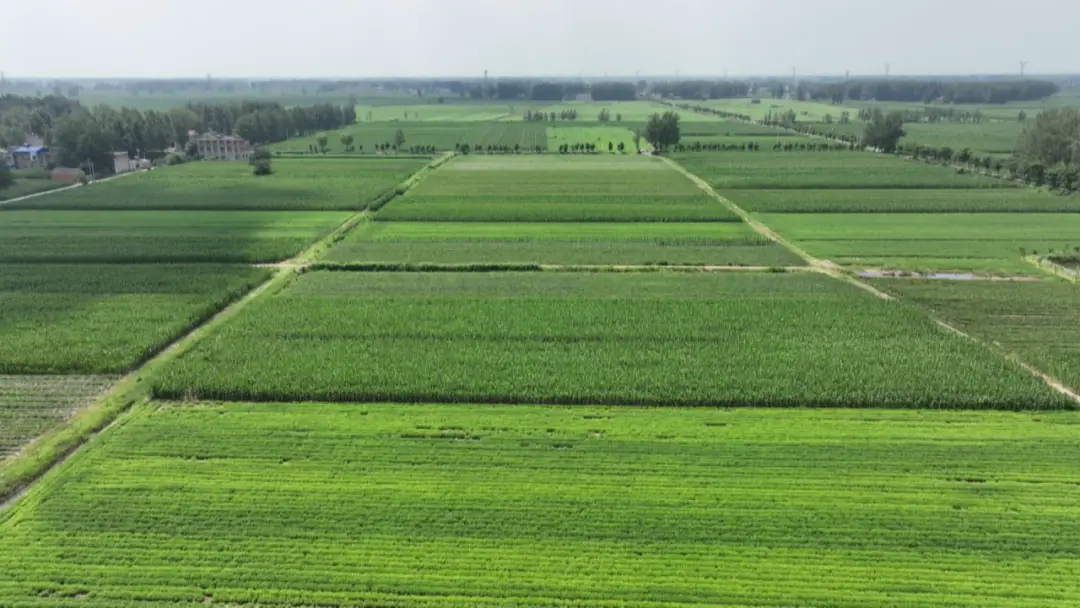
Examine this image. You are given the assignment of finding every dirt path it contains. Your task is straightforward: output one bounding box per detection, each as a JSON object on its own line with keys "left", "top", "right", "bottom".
{"left": 663, "top": 155, "right": 1080, "bottom": 406}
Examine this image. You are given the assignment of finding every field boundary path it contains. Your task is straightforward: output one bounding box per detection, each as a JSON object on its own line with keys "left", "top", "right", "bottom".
{"left": 0, "top": 169, "right": 147, "bottom": 208}
{"left": 665, "top": 155, "right": 1080, "bottom": 406}
{"left": 0, "top": 153, "right": 454, "bottom": 511}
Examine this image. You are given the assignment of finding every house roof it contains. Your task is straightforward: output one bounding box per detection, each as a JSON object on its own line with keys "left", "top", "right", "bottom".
{"left": 15, "top": 146, "right": 48, "bottom": 154}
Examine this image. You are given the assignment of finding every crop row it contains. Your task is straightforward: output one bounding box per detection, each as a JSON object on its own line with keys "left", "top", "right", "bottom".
{"left": 153, "top": 271, "right": 1067, "bottom": 408}
{"left": 0, "top": 210, "right": 350, "bottom": 263}
{"left": 0, "top": 264, "right": 270, "bottom": 374}
{"left": 0, "top": 375, "right": 115, "bottom": 458}
{"left": 3, "top": 404, "right": 1080, "bottom": 606}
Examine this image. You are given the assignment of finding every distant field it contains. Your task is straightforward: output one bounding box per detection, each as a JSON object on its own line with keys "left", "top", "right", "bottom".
{"left": 154, "top": 271, "right": 1064, "bottom": 408}
{"left": 903, "top": 121, "right": 1026, "bottom": 155}
{"left": 760, "top": 212, "right": 1080, "bottom": 274}
{"left": 674, "top": 151, "right": 1012, "bottom": 189}
{"left": 703, "top": 99, "right": 847, "bottom": 122}
{"left": 680, "top": 121, "right": 796, "bottom": 137}
{"left": 725, "top": 188, "right": 1080, "bottom": 213}
{"left": 3, "top": 158, "right": 429, "bottom": 211}
{"left": 0, "top": 210, "right": 350, "bottom": 263}
{"left": 875, "top": 279, "right": 1080, "bottom": 393}
{"left": 272, "top": 122, "right": 547, "bottom": 153}
{"left": 325, "top": 221, "right": 800, "bottom": 266}
{"left": 516, "top": 100, "right": 679, "bottom": 123}
{"left": 378, "top": 155, "right": 738, "bottom": 222}
{"left": 0, "top": 375, "right": 115, "bottom": 458}
{"left": 5, "top": 404, "right": 1080, "bottom": 606}
{"left": 0, "top": 264, "right": 269, "bottom": 374}
{"left": 356, "top": 103, "right": 521, "bottom": 122}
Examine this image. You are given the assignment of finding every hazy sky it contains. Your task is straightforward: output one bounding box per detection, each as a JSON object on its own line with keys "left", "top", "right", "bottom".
{"left": 2, "top": 0, "right": 1078, "bottom": 78}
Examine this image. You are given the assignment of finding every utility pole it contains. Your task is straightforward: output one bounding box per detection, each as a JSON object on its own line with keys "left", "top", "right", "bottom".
{"left": 1019, "top": 61, "right": 1028, "bottom": 77}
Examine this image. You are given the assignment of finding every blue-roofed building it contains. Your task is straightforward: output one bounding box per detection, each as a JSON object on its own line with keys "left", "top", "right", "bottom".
{"left": 13, "top": 146, "right": 49, "bottom": 169}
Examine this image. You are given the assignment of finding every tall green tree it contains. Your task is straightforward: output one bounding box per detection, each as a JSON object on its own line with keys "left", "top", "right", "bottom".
{"left": 393, "top": 128, "right": 406, "bottom": 149}
{"left": 1015, "top": 108, "right": 1080, "bottom": 167}
{"left": 0, "top": 163, "right": 13, "bottom": 189}
{"left": 316, "top": 134, "right": 329, "bottom": 154}
{"left": 862, "top": 110, "right": 906, "bottom": 153}
{"left": 644, "top": 111, "right": 681, "bottom": 151}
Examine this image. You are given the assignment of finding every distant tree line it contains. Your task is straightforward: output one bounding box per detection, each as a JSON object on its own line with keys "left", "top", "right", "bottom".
{"left": 191, "top": 102, "right": 356, "bottom": 145}
{"left": 0, "top": 94, "right": 81, "bottom": 147}
{"left": 523, "top": 109, "right": 580, "bottom": 121}
{"left": 651, "top": 80, "right": 751, "bottom": 100}
{"left": 800, "top": 79, "right": 1059, "bottom": 104}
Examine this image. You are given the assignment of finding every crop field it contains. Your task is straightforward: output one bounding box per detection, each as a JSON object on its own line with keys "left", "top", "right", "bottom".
{"left": 357, "top": 103, "right": 521, "bottom": 122}
{"left": 518, "top": 101, "right": 677, "bottom": 123}
{"left": 903, "top": 121, "right": 1026, "bottom": 155}
{"left": 0, "top": 375, "right": 115, "bottom": 458}
{"left": 680, "top": 121, "right": 796, "bottom": 137}
{"left": 873, "top": 279, "right": 1080, "bottom": 393}
{"left": 377, "top": 155, "right": 737, "bottom": 222}
{"left": 4, "top": 158, "right": 429, "bottom": 211}
{"left": 673, "top": 151, "right": 1010, "bottom": 189}
{"left": 324, "top": 221, "right": 800, "bottom": 266}
{"left": 4, "top": 404, "right": 1080, "bottom": 607}
{"left": 759, "top": 213, "right": 1080, "bottom": 274}
{"left": 0, "top": 210, "right": 350, "bottom": 263}
{"left": 725, "top": 188, "right": 1080, "bottom": 213}
{"left": 154, "top": 271, "right": 1064, "bottom": 407}
{"left": 704, "top": 99, "right": 849, "bottom": 123}
{"left": 272, "top": 122, "right": 547, "bottom": 154}
{"left": 0, "top": 264, "right": 269, "bottom": 374}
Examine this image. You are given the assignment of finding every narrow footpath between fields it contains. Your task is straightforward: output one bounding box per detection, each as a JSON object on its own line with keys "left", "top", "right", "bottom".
{"left": 0, "top": 154, "right": 454, "bottom": 511}
{"left": 663, "top": 155, "right": 1080, "bottom": 406}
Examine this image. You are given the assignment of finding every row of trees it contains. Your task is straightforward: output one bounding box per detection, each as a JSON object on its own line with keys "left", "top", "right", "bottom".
{"left": 0, "top": 94, "right": 81, "bottom": 147}
{"left": 596, "top": 109, "right": 623, "bottom": 122}
{"left": 652, "top": 80, "right": 752, "bottom": 100}
{"left": 800, "top": 79, "right": 1059, "bottom": 104}
{"left": 207, "top": 102, "right": 356, "bottom": 145}
{"left": 455, "top": 143, "right": 545, "bottom": 155}
{"left": 1011, "top": 108, "right": 1080, "bottom": 193}
{"left": 523, "top": 109, "right": 582, "bottom": 122}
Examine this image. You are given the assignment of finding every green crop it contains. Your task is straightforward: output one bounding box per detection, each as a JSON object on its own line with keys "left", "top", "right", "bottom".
{"left": 760, "top": 212, "right": 1080, "bottom": 275}
{"left": 324, "top": 221, "right": 799, "bottom": 266}
{"left": 3, "top": 404, "right": 1080, "bottom": 606}
{"left": 674, "top": 151, "right": 1011, "bottom": 189}
{"left": 155, "top": 271, "right": 1067, "bottom": 408}
{"left": 377, "top": 155, "right": 738, "bottom": 222}
{"left": 0, "top": 210, "right": 350, "bottom": 263}
{"left": 874, "top": 278, "right": 1080, "bottom": 394}
{"left": 3, "top": 158, "right": 429, "bottom": 211}
{"left": 0, "top": 375, "right": 115, "bottom": 458}
{"left": 726, "top": 188, "right": 1080, "bottom": 213}
{"left": 0, "top": 264, "right": 270, "bottom": 374}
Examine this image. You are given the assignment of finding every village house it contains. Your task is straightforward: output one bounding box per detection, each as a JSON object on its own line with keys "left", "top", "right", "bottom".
{"left": 12, "top": 146, "right": 49, "bottom": 169}
{"left": 191, "top": 133, "right": 253, "bottom": 161}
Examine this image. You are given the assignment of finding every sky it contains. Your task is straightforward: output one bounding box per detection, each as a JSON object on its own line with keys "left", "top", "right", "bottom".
{"left": 2, "top": 0, "right": 1079, "bottom": 79}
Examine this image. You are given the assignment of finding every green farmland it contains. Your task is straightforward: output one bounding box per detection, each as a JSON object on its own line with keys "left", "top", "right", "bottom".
{"left": 4, "top": 158, "right": 429, "bottom": 210}
{"left": 4, "top": 405, "right": 1080, "bottom": 607}
{"left": 154, "top": 271, "right": 1064, "bottom": 408}
{"left": 3, "top": 92, "right": 1080, "bottom": 608}
{"left": 378, "top": 155, "right": 739, "bottom": 222}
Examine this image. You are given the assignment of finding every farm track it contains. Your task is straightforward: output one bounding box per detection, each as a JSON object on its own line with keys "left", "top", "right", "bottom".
{"left": 664, "top": 155, "right": 1080, "bottom": 406}
{"left": 0, "top": 169, "right": 146, "bottom": 208}
{"left": 0, "top": 154, "right": 455, "bottom": 511}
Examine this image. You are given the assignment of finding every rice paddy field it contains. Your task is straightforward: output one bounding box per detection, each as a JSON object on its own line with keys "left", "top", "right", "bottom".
{"left": 4, "top": 404, "right": 1080, "bottom": 607}
{"left": 4, "top": 98, "right": 1080, "bottom": 608}
{"left": 378, "top": 155, "right": 738, "bottom": 222}
{"left": 3, "top": 158, "right": 429, "bottom": 211}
